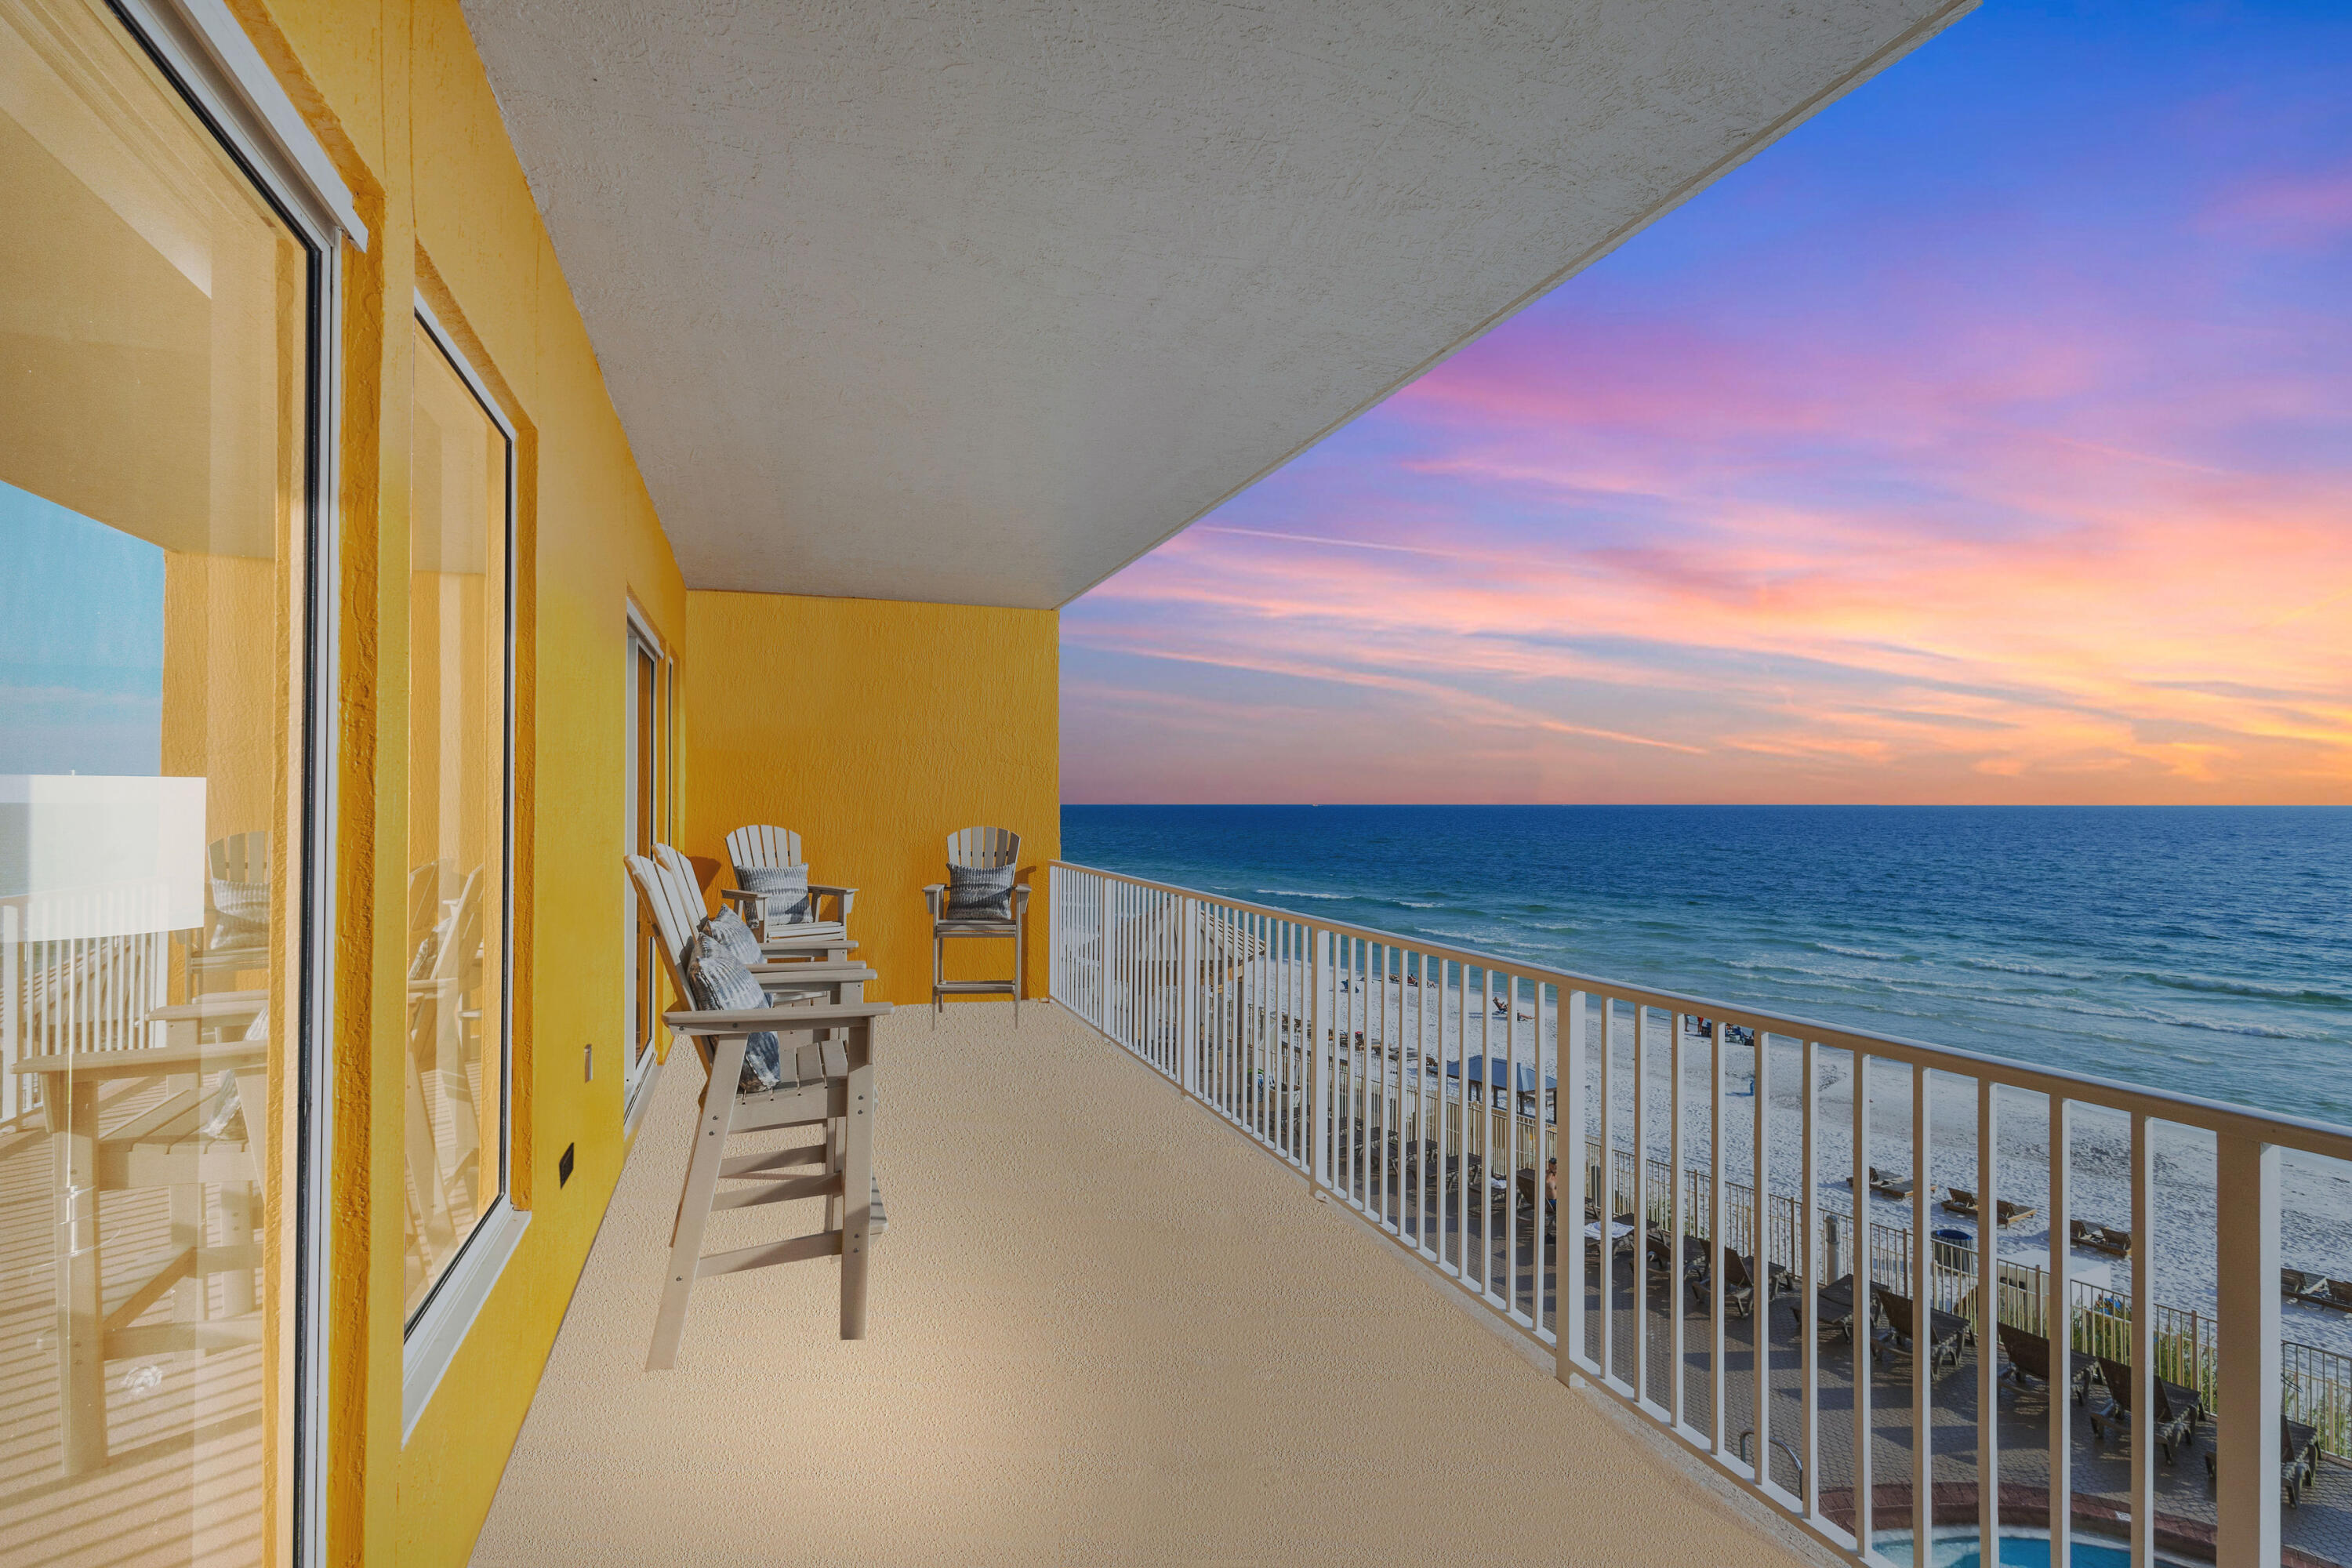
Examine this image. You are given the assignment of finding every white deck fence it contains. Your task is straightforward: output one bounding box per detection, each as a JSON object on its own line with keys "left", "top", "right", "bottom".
{"left": 1050, "top": 860, "right": 2352, "bottom": 1568}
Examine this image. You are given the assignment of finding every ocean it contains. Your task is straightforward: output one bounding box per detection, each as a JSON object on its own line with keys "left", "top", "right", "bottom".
{"left": 1060, "top": 804, "right": 2352, "bottom": 1126}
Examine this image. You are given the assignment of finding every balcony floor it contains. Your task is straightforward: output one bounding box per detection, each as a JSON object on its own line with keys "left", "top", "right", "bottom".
{"left": 470, "top": 1002, "right": 1818, "bottom": 1566}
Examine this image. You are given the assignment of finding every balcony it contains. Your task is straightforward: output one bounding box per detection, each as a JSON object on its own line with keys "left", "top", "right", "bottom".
{"left": 463, "top": 862, "right": 2352, "bottom": 1568}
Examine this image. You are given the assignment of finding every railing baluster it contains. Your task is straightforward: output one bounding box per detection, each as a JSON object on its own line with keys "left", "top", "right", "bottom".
{"left": 1853, "top": 1053, "right": 1872, "bottom": 1542}
{"left": 1561, "top": 988, "right": 1588, "bottom": 1381}
{"left": 2213, "top": 1132, "right": 2281, "bottom": 1563}
{"left": 1671, "top": 1010, "right": 1686, "bottom": 1428}
{"left": 1753, "top": 1025, "right": 1771, "bottom": 1490}
{"left": 1911, "top": 1062, "right": 1932, "bottom": 1556}
{"left": 1976, "top": 1075, "right": 1998, "bottom": 1565}
{"left": 2049, "top": 1094, "right": 2071, "bottom": 1566}
{"left": 1635, "top": 1004, "right": 1652, "bottom": 1406}
{"left": 1799, "top": 1036, "right": 1817, "bottom": 1517}
{"left": 2129, "top": 1110, "right": 2153, "bottom": 1568}
{"left": 1601, "top": 996, "right": 1617, "bottom": 1386}
{"left": 1711, "top": 1015, "right": 1726, "bottom": 1457}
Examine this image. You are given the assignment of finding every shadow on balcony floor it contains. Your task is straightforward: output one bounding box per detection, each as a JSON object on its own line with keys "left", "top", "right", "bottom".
{"left": 470, "top": 1003, "right": 1824, "bottom": 1567}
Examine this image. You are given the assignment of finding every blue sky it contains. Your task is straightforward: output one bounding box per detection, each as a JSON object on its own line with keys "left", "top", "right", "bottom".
{"left": 1060, "top": 2, "right": 2352, "bottom": 804}
{"left": 0, "top": 480, "right": 165, "bottom": 775}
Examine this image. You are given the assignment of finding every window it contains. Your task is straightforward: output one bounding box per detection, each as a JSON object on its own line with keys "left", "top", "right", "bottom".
{"left": 0, "top": 0, "right": 344, "bottom": 1555}
{"left": 402, "top": 309, "right": 514, "bottom": 1323}
{"left": 624, "top": 610, "right": 673, "bottom": 1111}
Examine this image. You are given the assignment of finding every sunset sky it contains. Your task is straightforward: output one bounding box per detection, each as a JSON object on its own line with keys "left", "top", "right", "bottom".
{"left": 1062, "top": 1, "right": 2352, "bottom": 806}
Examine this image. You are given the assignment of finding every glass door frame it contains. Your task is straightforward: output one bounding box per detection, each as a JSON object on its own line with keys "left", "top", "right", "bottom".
{"left": 92, "top": 0, "right": 366, "bottom": 1560}
{"left": 622, "top": 600, "right": 674, "bottom": 1124}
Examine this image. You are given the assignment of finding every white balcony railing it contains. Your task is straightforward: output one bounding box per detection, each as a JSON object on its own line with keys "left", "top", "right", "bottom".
{"left": 1049, "top": 861, "right": 2352, "bottom": 1568}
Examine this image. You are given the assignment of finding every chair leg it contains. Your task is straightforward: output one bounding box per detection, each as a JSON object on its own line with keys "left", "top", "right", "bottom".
{"left": 931, "top": 931, "right": 942, "bottom": 1029}
{"left": 839, "top": 1026, "right": 876, "bottom": 1341}
{"left": 1014, "top": 914, "right": 1024, "bottom": 1025}
{"left": 648, "top": 1039, "right": 745, "bottom": 1370}
{"left": 56, "top": 1080, "right": 106, "bottom": 1475}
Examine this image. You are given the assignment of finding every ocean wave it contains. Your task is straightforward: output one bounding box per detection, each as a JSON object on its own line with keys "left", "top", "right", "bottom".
{"left": 1395, "top": 898, "right": 1445, "bottom": 909}
{"left": 1258, "top": 888, "right": 1352, "bottom": 901}
{"left": 1951, "top": 954, "right": 2105, "bottom": 982}
{"left": 2128, "top": 971, "right": 2350, "bottom": 1007}
{"left": 1813, "top": 942, "right": 1903, "bottom": 961}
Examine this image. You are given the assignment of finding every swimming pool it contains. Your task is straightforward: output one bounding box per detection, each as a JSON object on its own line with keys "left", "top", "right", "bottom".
{"left": 1876, "top": 1532, "right": 2183, "bottom": 1567}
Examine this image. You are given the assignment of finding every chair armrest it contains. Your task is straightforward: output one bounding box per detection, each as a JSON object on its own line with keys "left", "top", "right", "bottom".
{"left": 1013, "top": 884, "right": 1033, "bottom": 911}
{"left": 923, "top": 884, "right": 944, "bottom": 919}
{"left": 662, "top": 1000, "right": 892, "bottom": 1034}
{"left": 746, "top": 962, "right": 874, "bottom": 982}
{"left": 808, "top": 882, "right": 858, "bottom": 923}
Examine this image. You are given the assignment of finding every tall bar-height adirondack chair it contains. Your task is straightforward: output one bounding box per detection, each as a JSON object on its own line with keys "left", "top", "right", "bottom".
{"left": 720, "top": 825, "right": 858, "bottom": 942}
{"left": 625, "top": 854, "right": 888, "bottom": 1361}
{"left": 13, "top": 992, "right": 268, "bottom": 1472}
{"left": 191, "top": 830, "right": 270, "bottom": 993}
{"left": 652, "top": 843, "right": 854, "bottom": 964}
{"left": 923, "top": 826, "right": 1028, "bottom": 1026}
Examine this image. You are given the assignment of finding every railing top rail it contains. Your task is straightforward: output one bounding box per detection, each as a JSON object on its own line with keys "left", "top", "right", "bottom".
{"left": 1051, "top": 858, "right": 2352, "bottom": 1163}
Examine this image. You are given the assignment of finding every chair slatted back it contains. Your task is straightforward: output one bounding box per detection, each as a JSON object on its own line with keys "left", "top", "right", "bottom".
{"left": 625, "top": 854, "right": 700, "bottom": 1018}
{"left": 724, "top": 825, "right": 804, "bottom": 878}
{"left": 209, "top": 831, "right": 270, "bottom": 884}
{"left": 426, "top": 869, "right": 484, "bottom": 986}
{"left": 650, "top": 844, "right": 711, "bottom": 920}
{"left": 946, "top": 826, "right": 1020, "bottom": 871}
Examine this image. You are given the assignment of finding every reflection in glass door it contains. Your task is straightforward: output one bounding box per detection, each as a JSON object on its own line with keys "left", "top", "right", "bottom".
{"left": 1, "top": 0, "right": 322, "bottom": 1555}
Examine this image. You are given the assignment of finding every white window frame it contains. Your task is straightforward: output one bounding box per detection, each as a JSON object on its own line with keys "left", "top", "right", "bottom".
{"left": 621, "top": 600, "right": 671, "bottom": 1133}
{"left": 400, "top": 292, "right": 530, "bottom": 1439}
{"left": 98, "top": 0, "right": 365, "bottom": 1561}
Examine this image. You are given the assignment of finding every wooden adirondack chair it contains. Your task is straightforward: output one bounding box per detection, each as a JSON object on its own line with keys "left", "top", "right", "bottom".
{"left": 13, "top": 992, "right": 268, "bottom": 1473}
{"left": 652, "top": 843, "right": 853, "bottom": 965}
{"left": 403, "top": 868, "right": 485, "bottom": 1284}
{"left": 624, "top": 853, "right": 890, "bottom": 1361}
{"left": 924, "top": 826, "right": 1028, "bottom": 1026}
{"left": 719, "top": 826, "right": 857, "bottom": 942}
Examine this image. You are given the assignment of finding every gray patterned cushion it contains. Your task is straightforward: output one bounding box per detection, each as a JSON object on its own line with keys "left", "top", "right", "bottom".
{"left": 684, "top": 933, "right": 783, "bottom": 1094}
{"left": 737, "top": 864, "right": 811, "bottom": 924}
{"left": 700, "top": 909, "right": 764, "bottom": 967}
{"left": 945, "top": 862, "right": 1015, "bottom": 920}
{"left": 209, "top": 878, "right": 269, "bottom": 946}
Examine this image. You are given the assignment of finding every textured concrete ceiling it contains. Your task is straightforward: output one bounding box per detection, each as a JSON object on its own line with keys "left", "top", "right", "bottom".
{"left": 464, "top": 0, "right": 1972, "bottom": 608}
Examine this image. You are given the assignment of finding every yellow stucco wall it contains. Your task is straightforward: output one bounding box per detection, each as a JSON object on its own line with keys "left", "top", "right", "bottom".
{"left": 218, "top": 0, "right": 691, "bottom": 1563}
{"left": 684, "top": 592, "right": 1060, "bottom": 1007}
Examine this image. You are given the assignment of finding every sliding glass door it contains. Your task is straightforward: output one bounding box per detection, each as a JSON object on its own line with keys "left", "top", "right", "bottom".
{"left": 0, "top": 0, "right": 328, "bottom": 1555}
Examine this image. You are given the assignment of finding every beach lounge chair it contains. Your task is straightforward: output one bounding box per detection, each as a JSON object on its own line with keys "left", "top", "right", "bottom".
{"left": 2088, "top": 1356, "right": 2201, "bottom": 1461}
{"left": 2310, "top": 1278, "right": 2352, "bottom": 1314}
{"left": 1693, "top": 1247, "right": 1792, "bottom": 1319}
{"left": 1871, "top": 1286, "right": 1966, "bottom": 1381}
{"left": 2204, "top": 1415, "right": 2321, "bottom": 1506}
{"left": 626, "top": 852, "right": 887, "bottom": 1362}
{"left": 924, "top": 826, "right": 1029, "bottom": 1024}
{"left": 2283, "top": 1267, "right": 2329, "bottom": 1301}
{"left": 1779, "top": 1272, "right": 1862, "bottom": 1341}
{"left": 1997, "top": 1322, "right": 2099, "bottom": 1403}
{"left": 1942, "top": 1187, "right": 2036, "bottom": 1228}
{"left": 720, "top": 824, "right": 857, "bottom": 941}
{"left": 1644, "top": 1231, "right": 1707, "bottom": 1294}
{"left": 1846, "top": 1165, "right": 1918, "bottom": 1201}
{"left": 2070, "top": 1218, "right": 2132, "bottom": 1257}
